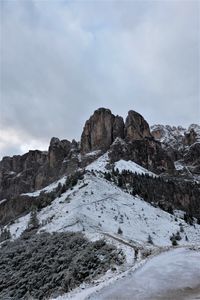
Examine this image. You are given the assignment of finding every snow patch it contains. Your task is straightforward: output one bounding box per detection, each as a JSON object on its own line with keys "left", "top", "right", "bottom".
{"left": 21, "top": 176, "right": 67, "bottom": 197}
{"left": 114, "top": 160, "right": 156, "bottom": 177}
{"left": 86, "top": 153, "right": 110, "bottom": 173}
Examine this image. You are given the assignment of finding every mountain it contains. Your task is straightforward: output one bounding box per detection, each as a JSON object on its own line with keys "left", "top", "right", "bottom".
{"left": 0, "top": 108, "right": 200, "bottom": 300}
{"left": 151, "top": 123, "right": 200, "bottom": 174}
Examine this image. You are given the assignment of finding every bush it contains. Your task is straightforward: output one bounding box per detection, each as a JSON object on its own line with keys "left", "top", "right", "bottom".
{"left": 27, "top": 208, "right": 39, "bottom": 230}
{"left": 172, "top": 239, "right": 178, "bottom": 246}
{"left": 0, "top": 232, "right": 124, "bottom": 299}
{"left": 117, "top": 227, "right": 123, "bottom": 235}
{"left": 147, "top": 234, "right": 153, "bottom": 245}
{"left": 0, "top": 227, "right": 11, "bottom": 242}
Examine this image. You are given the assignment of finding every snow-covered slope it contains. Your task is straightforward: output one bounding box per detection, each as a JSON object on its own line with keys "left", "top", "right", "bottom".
{"left": 86, "top": 152, "right": 156, "bottom": 177}
{"left": 8, "top": 173, "right": 200, "bottom": 247}
{"left": 114, "top": 160, "right": 156, "bottom": 177}
{"left": 85, "top": 153, "right": 109, "bottom": 173}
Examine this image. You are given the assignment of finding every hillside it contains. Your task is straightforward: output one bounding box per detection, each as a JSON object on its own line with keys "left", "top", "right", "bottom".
{"left": 0, "top": 108, "right": 199, "bottom": 299}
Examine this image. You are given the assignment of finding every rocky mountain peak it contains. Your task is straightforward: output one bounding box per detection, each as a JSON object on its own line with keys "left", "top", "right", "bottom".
{"left": 81, "top": 108, "right": 154, "bottom": 153}
{"left": 80, "top": 107, "right": 124, "bottom": 153}
{"left": 124, "top": 110, "right": 152, "bottom": 141}
{"left": 48, "top": 137, "right": 71, "bottom": 169}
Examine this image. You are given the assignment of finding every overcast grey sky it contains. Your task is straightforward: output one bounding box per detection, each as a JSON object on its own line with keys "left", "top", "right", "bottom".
{"left": 0, "top": 0, "right": 199, "bottom": 159}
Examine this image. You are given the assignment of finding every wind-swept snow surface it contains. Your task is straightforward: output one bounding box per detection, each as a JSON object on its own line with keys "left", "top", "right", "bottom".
{"left": 114, "top": 160, "right": 156, "bottom": 176}
{"left": 88, "top": 248, "right": 200, "bottom": 300}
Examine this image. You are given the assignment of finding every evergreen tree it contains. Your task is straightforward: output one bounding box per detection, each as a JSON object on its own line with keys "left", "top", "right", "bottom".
{"left": 117, "top": 227, "right": 123, "bottom": 235}
{"left": 28, "top": 208, "right": 39, "bottom": 230}
{"left": 147, "top": 234, "right": 153, "bottom": 245}
{"left": 0, "top": 227, "right": 11, "bottom": 242}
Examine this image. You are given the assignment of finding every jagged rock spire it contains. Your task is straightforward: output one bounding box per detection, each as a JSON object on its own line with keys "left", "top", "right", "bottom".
{"left": 80, "top": 108, "right": 124, "bottom": 153}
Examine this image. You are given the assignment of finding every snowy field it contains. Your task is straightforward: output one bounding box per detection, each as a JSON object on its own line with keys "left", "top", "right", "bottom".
{"left": 87, "top": 248, "right": 200, "bottom": 300}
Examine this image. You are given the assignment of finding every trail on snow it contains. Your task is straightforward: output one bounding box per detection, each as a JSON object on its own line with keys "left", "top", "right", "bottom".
{"left": 87, "top": 248, "right": 200, "bottom": 300}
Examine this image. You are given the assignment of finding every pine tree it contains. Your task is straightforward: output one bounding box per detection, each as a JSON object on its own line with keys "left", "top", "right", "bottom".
{"left": 117, "top": 227, "right": 123, "bottom": 235}
{"left": 0, "top": 227, "right": 11, "bottom": 242}
{"left": 28, "top": 208, "right": 39, "bottom": 230}
{"left": 148, "top": 234, "right": 153, "bottom": 244}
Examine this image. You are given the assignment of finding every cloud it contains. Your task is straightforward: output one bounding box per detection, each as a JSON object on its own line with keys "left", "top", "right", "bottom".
{"left": 1, "top": 0, "right": 199, "bottom": 158}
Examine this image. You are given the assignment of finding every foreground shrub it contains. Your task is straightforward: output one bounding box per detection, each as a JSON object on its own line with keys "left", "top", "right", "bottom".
{"left": 0, "top": 231, "right": 124, "bottom": 299}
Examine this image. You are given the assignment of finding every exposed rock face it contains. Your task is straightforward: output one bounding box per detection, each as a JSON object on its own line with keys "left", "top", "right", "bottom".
{"left": 0, "top": 151, "right": 48, "bottom": 199}
{"left": 109, "top": 138, "right": 174, "bottom": 174}
{"left": 81, "top": 108, "right": 125, "bottom": 153}
{"left": 81, "top": 108, "right": 153, "bottom": 153}
{"left": 184, "top": 128, "right": 197, "bottom": 146}
{"left": 48, "top": 137, "right": 71, "bottom": 169}
{"left": 125, "top": 110, "right": 152, "bottom": 141}
{"left": 113, "top": 115, "right": 124, "bottom": 141}
{"left": 0, "top": 138, "right": 73, "bottom": 200}
{"left": 184, "top": 143, "right": 200, "bottom": 174}
{"left": 150, "top": 123, "right": 200, "bottom": 174}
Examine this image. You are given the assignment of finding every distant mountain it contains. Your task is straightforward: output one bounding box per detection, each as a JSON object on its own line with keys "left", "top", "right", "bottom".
{"left": 151, "top": 123, "right": 200, "bottom": 173}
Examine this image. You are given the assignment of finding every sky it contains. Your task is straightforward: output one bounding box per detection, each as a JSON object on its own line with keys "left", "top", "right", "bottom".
{"left": 0, "top": 0, "right": 199, "bottom": 159}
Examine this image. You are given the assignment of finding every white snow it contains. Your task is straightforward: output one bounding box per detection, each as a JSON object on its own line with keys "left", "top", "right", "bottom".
{"left": 114, "top": 160, "right": 156, "bottom": 177}
{"left": 51, "top": 247, "right": 200, "bottom": 300}
{"left": 21, "top": 176, "right": 67, "bottom": 197}
{"left": 86, "top": 153, "right": 110, "bottom": 173}
{"left": 0, "top": 199, "right": 7, "bottom": 205}
{"left": 87, "top": 248, "right": 200, "bottom": 300}
{"left": 174, "top": 161, "right": 185, "bottom": 171}
{"left": 84, "top": 150, "right": 102, "bottom": 157}
{"left": 86, "top": 153, "right": 156, "bottom": 177}
{"left": 9, "top": 173, "right": 200, "bottom": 247}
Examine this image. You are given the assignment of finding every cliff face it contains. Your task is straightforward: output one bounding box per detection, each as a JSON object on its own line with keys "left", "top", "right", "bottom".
{"left": 124, "top": 110, "right": 152, "bottom": 141}
{"left": 150, "top": 124, "right": 200, "bottom": 173}
{"left": 81, "top": 108, "right": 152, "bottom": 152}
{"left": 0, "top": 108, "right": 176, "bottom": 201}
{"left": 0, "top": 138, "right": 74, "bottom": 200}
{"left": 80, "top": 108, "right": 124, "bottom": 153}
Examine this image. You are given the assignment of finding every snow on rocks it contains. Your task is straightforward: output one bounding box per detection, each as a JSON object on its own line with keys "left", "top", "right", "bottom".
{"left": 86, "top": 152, "right": 156, "bottom": 177}
{"left": 21, "top": 176, "right": 67, "bottom": 197}
{"left": 85, "top": 153, "right": 110, "bottom": 173}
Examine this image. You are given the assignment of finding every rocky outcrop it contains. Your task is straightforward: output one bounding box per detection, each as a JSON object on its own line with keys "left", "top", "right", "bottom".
{"left": 183, "top": 128, "right": 197, "bottom": 146}
{"left": 113, "top": 116, "right": 124, "bottom": 141}
{"left": 150, "top": 124, "right": 200, "bottom": 174}
{"left": 81, "top": 108, "right": 153, "bottom": 153}
{"left": 109, "top": 138, "right": 174, "bottom": 174}
{"left": 0, "top": 151, "right": 48, "bottom": 199}
{"left": 81, "top": 108, "right": 125, "bottom": 153}
{"left": 48, "top": 137, "right": 71, "bottom": 169}
{"left": 125, "top": 110, "right": 152, "bottom": 141}
{"left": 183, "top": 143, "right": 200, "bottom": 174}
{"left": 0, "top": 138, "right": 73, "bottom": 200}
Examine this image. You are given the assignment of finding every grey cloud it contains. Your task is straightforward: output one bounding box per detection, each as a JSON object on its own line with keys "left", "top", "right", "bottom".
{"left": 0, "top": 0, "right": 199, "bottom": 158}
